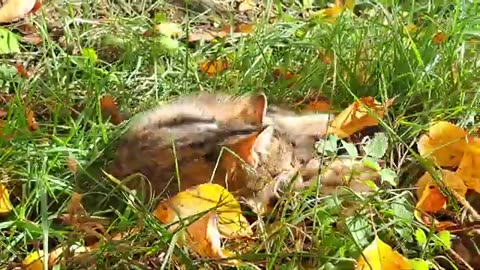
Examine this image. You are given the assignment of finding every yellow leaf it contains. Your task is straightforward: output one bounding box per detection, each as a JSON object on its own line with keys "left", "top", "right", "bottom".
{"left": 153, "top": 183, "right": 252, "bottom": 239}
{"left": 0, "top": 183, "right": 13, "bottom": 216}
{"left": 22, "top": 250, "right": 44, "bottom": 270}
{"left": 415, "top": 169, "right": 468, "bottom": 200}
{"left": 356, "top": 237, "right": 411, "bottom": 270}
{"left": 335, "top": 0, "right": 356, "bottom": 10}
{"left": 456, "top": 151, "right": 480, "bottom": 193}
{"left": 315, "top": 6, "right": 344, "bottom": 23}
{"left": 0, "top": 0, "right": 38, "bottom": 23}
{"left": 417, "top": 121, "right": 469, "bottom": 167}
{"left": 185, "top": 211, "right": 239, "bottom": 265}
{"left": 328, "top": 97, "right": 391, "bottom": 139}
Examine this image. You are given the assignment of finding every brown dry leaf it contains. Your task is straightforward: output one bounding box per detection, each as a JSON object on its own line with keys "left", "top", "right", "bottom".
{"left": 100, "top": 95, "right": 122, "bottom": 125}
{"left": 0, "top": 183, "right": 13, "bottom": 216}
{"left": 25, "top": 107, "right": 38, "bottom": 131}
{"left": 21, "top": 33, "right": 43, "bottom": 45}
{"left": 356, "top": 236, "right": 411, "bottom": 270}
{"left": 417, "top": 121, "right": 470, "bottom": 167}
{"left": 0, "top": 0, "right": 40, "bottom": 23}
{"left": 433, "top": 31, "right": 447, "bottom": 44}
{"left": 67, "top": 156, "right": 78, "bottom": 173}
{"left": 0, "top": 108, "right": 6, "bottom": 118}
{"left": 327, "top": 97, "right": 393, "bottom": 139}
{"left": 199, "top": 59, "right": 229, "bottom": 77}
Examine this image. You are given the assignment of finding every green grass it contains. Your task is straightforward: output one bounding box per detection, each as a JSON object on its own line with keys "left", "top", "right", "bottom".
{"left": 1, "top": 0, "right": 480, "bottom": 269}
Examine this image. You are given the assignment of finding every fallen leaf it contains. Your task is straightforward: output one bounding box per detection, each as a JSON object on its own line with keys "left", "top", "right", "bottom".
{"left": 153, "top": 183, "right": 252, "bottom": 239}
{"left": 238, "top": 0, "right": 255, "bottom": 12}
{"left": 14, "top": 63, "right": 30, "bottom": 78}
{"left": 417, "top": 121, "right": 469, "bottom": 167}
{"left": 272, "top": 67, "right": 300, "bottom": 87}
{"left": 25, "top": 107, "right": 38, "bottom": 131}
{"left": 0, "top": 109, "right": 6, "bottom": 118}
{"left": 415, "top": 169, "right": 468, "bottom": 200}
{"left": 433, "top": 31, "right": 447, "bottom": 44}
{"left": 0, "top": 183, "right": 13, "bottom": 216}
{"left": 199, "top": 60, "right": 229, "bottom": 77}
{"left": 416, "top": 184, "right": 447, "bottom": 213}
{"left": 184, "top": 211, "right": 239, "bottom": 265}
{"left": 356, "top": 236, "right": 411, "bottom": 270}
{"left": 335, "top": 0, "right": 356, "bottom": 10}
{"left": 456, "top": 151, "right": 480, "bottom": 193}
{"left": 67, "top": 156, "right": 78, "bottom": 173}
{"left": 328, "top": 97, "right": 392, "bottom": 139}
{"left": 100, "top": 95, "right": 122, "bottom": 125}
{"left": 22, "top": 250, "right": 44, "bottom": 270}
{"left": 312, "top": 6, "right": 345, "bottom": 23}
{"left": 304, "top": 97, "right": 331, "bottom": 112}
{"left": 0, "top": 0, "right": 38, "bottom": 23}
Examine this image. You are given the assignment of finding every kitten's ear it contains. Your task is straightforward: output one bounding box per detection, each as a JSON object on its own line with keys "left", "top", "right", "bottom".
{"left": 241, "top": 93, "right": 268, "bottom": 125}
{"left": 222, "top": 126, "right": 274, "bottom": 170}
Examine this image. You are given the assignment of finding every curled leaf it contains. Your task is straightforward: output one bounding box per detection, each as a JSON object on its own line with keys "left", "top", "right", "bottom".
{"left": 328, "top": 97, "right": 392, "bottom": 139}
{"left": 153, "top": 183, "right": 252, "bottom": 238}
{"left": 153, "top": 184, "right": 250, "bottom": 261}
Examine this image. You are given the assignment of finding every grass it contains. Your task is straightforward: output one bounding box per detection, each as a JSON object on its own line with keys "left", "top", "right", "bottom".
{"left": 1, "top": 0, "right": 480, "bottom": 269}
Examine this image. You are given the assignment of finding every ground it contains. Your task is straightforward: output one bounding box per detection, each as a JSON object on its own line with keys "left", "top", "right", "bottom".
{"left": 0, "top": 0, "right": 480, "bottom": 269}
